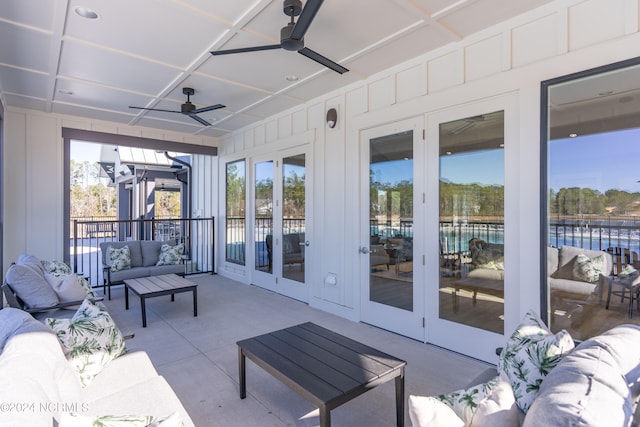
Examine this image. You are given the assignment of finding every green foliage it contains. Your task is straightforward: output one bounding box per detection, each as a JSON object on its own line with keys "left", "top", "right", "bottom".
{"left": 550, "top": 187, "right": 640, "bottom": 215}
{"left": 70, "top": 160, "right": 116, "bottom": 217}
{"left": 226, "top": 160, "right": 246, "bottom": 217}
{"left": 439, "top": 181, "right": 504, "bottom": 217}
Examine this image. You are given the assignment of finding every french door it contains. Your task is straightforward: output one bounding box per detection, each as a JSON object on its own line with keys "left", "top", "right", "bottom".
{"left": 252, "top": 147, "right": 311, "bottom": 302}
{"left": 360, "top": 117, "right": 425, "bottom": 340}
{"left": 425, "top": 96, "right": 516, "bottom": 362}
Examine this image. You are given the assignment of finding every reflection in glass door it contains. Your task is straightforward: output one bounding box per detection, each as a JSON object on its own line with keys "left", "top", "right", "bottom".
{"left": 438, "top": 111, "right": 505, "bottom": 334}
{"left": 361, "top": 118, "right": 424, "bottom": 340}
{"left": 254, "top": 161, "right": 273, "bottom": 274}
{"left": 281, "top": 154, "right": 307, "bottom": 283}
{"left": 369, "top": 134, "right": 414, "bottom": 310}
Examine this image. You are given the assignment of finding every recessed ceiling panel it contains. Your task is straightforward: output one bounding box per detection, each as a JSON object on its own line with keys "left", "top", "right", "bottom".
{"left": 242, "top": 95, "right": 302, "bottom": 118}
{"left": 54, "top": 79, "right": 157, "bottom": 114}
{"left": 65, "top": 0, "right": 229, "bottom": 68}
{"left": 1, "top": 0, "right": 56, "bottom": 29}
{"left": 4, "top": 93, "right": 47, "bottom": 111}
{"left": 0, "top": 66, "right": 49, "bottom": 98}
{"left": 58, "top": 40, "right": 181, "bottom": 94}
{"left": 0, "top": 22, "right": 52, "bottom": 71}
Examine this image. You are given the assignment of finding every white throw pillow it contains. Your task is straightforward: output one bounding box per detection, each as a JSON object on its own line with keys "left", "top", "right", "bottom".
{"left": 46, "top": 299, "right": 126, "bottom": 387}
{"left": 470, "top": 373, "right": 520, "bottom": 426}
{"left": 409, "top": 395, "right": 465, "bottom": 427}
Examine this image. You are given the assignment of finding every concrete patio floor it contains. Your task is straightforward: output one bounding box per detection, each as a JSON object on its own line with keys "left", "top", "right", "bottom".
{"left": 101, "top": 273, "right": 495, "bottom": 427}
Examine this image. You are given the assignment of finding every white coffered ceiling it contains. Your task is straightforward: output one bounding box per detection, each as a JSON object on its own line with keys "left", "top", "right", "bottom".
{"left": 0, "top": 0, "right": 553, "bottom": 138}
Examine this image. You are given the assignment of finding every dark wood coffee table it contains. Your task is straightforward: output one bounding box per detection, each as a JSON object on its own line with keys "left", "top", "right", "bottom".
{"left": 237, "top": 322, "right": 406, "bottom": 427}
{"left": 124, "top": 274, "right": 197, "bottom": 327}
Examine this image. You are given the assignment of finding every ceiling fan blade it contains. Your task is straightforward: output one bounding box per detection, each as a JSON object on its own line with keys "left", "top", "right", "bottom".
{"left": 191, "top": 104, "right": 225, "bottom": 114}
{"left": 187, "top": 114, "right": 212, "bottom": 127}
{"left": 211, "top": 44, "right": 281, "bottom": 56}
{"left": 298, "top": 47, "right": 348, "bottom": 74}
{"left": 290, "top": 0, "right": 323, "bottom": 41}
{"left": 129, "top": 106, "right": 181, "bottom": 114}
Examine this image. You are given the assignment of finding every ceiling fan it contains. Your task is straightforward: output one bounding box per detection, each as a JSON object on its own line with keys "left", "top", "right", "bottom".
{"left": 129, "top": 87, "right": 225, "bottom": 127}
{"left": 211, "top": 0, "right": 348, "bottom": 75}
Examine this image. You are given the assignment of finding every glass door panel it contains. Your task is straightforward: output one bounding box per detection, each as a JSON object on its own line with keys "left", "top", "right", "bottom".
{"left": 361, "top": 117, "right": 424, "bottom": 341}
{"left": 438, "top": 111, "right": 505, "bottom": 334}
{"left": 254, "top": 161, "right": 273, "bottom": 274}
{"left": 251, "top": 148, "right": 310, "bottom": 302}
{"left": 281, "top": 154, "right": 306, "bottom": 283}
{"left": 369, "top": 133, "right": 414, "bottom": 311}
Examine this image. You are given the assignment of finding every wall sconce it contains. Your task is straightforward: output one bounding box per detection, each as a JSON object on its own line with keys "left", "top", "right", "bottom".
{"left": 326, "top": 108, "right": 337, "bottom": 129}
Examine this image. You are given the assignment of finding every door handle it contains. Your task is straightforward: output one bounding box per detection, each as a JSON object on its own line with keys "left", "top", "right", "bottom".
{"left": 360, "top": 246, "right": 372, "bottom": 254}
{"left": 299, "top": 241, "right": 310, "bottom": 247}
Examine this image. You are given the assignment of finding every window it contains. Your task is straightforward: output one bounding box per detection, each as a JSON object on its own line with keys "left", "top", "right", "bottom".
{"left": 542, "top": 57, "right": 640, "bottom": 340}
{"left": 226, "top": 159, "right": 246, "bottom": 265}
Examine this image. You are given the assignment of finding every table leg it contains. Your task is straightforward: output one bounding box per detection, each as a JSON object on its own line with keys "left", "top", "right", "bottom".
{"left": 395, "top": 369, "right": 405, "bottom": 427}
{"left": 193, "top": 287, "right": 198, "bottom": 317}
{"left": 238, "top": 347, "right": 246, "bottom": 399}
{"left": 125, "top": 285, "right": 129, "bottom": 309}
{"left": 319, "top": 405, "right": 330, "bottom": 427}
{"left": 141, "top": 296, "right": 147, "bottom": 328}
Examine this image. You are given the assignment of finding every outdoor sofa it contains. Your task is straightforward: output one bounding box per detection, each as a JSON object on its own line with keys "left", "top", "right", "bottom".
{"left": 409, "top": 310, "right": 640, "bottom": 427}
{"left": 0, "top": 307, "right": 194, "bottom": 426}
{"left": 99, "top": 240, "right": 185, "bottom": 299}
{"left": 0, "top": 254, "right": 194, "bottom": 426}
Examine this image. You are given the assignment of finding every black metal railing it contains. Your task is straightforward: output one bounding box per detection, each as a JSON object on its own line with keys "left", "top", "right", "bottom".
{"left": 71, "top": 217, "right": 215, "bottom": 287}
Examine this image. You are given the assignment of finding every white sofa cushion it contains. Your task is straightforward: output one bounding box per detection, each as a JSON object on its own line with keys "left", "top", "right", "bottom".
{"left": 0, "top": 331, "right": 82, "bottom": 422}
{"left": 523, "top": 325, "right": 640, "bottom": 427}
{"left": 85, "top": 375, "right": 194, "bottom": 427}
{"left": 82, "top": 351, "right": 159, "bottom": 403}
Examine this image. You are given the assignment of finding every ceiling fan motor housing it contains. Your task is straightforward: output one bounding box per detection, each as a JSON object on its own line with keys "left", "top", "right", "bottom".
{"left": 281, "top": 22, "right": 303, "bottom": 51}
{"left": 181, "top": 103, "right": 195, "bottom": 114}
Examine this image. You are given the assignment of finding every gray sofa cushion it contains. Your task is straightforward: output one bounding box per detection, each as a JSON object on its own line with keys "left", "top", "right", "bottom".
{"left": 5, "top": 264, "right": 59, "bottom": 309}
{"left": 523, "top": 324, "right": 640, "bottom": 427}
{"left": 0, "top": 308, "right": 52, "bottom": 352}
{"left": 140, "top": 241, "right": 164, "bottom": 267}
{"left": 150, "top": 264, "right": 184, "bottom": 276}
{"left": 99, "top": 241, "right": 143, "bottom": 268}
{"left": 109, "top": 267, "right": 151, "bottom": 282}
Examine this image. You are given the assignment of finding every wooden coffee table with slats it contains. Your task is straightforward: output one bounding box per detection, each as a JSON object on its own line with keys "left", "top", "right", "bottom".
{"left": 237, "top": 322, "right": 406, "bottom": 427}
{"left": 124, "top": 274, "right": 197, "bottom": 327}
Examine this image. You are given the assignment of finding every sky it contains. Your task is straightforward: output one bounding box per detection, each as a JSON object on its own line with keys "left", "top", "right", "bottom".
{"left": 549, "top": 128, "right": 640, "bottom": 193}
{"left": 372, "top": 149, "right": 505, "bottom": 186}
{"left": 71, "top": 140, "right": 101, "bottom": 162}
